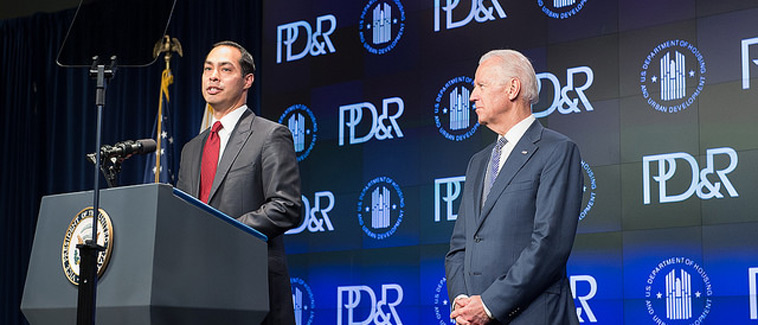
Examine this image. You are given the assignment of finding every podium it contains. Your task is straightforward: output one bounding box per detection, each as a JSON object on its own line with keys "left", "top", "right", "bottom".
{"left": 21, "top": 184, "right": 269, "bottom": 324}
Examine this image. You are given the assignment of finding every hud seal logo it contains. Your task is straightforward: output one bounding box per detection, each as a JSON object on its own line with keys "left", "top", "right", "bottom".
{"left": 640, "top": 39, "right": 706, "bottom": 113}
{"left": 579, "top": 160, "right": 596, "bottom": 221}
{"left": 279, "top": 104, "right": 317, "bottom": 161}
{"left": 538, "top": 0, "right": 587, "bottom": 19}
{"left": 61, "top": 207, "right": 114, "bottom": 285}
{"left": 433, "top": 277, "right": 455, "bottom": 325}
{"left": 291, "top": 277, "right": 316, "bottom": 325}
{"left": 357, "top": 176, "right": 405, "bottom": 239}
{"left": 434, "top": 76, "right": 479, "bottom": 141}
{"left": 645, "top": 257, "right": 713, "bottom": 324}
{"left": 359, "top": 0, "right": 406, "bottom": 55}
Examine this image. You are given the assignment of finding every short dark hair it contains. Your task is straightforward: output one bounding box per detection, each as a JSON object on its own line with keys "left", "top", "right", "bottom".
{"left": 212, "top": 40, "right": 256, "bottom": 76}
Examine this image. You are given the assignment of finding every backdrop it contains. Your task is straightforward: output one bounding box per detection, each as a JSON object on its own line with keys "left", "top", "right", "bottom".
{"left": 3, "top": 0, "right": 758, "bottom": 325}
{"left": 261, "top": 1, "right": 758, "bottom": 324}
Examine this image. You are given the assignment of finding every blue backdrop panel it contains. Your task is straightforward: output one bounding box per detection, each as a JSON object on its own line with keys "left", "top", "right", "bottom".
{"left": 260, "top": 1, "right": 758, "bottom": 324}
{"left": 5, "top": 0, "right": 758, "bottom": 324}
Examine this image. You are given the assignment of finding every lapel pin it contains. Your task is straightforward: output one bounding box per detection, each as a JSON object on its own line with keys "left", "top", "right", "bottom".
{"left": 521, "top": 150, "right": 527, "bottom": 155}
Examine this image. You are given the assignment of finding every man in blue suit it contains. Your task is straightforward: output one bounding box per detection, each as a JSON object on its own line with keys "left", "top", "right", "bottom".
{"left": 445, "top": 49, "right": 583, "bottom": 325}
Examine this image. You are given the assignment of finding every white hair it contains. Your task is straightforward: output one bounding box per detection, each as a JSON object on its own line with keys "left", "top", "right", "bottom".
{"left": 479, "top": 49, "right": 540, "bottom": 105}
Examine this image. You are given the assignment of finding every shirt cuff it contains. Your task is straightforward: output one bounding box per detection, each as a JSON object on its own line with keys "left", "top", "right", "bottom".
{"left": 481, "top": 298, "right": 494, "bottom": 319}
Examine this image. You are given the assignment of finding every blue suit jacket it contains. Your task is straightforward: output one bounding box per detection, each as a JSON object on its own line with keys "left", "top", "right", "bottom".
{"left": 445, "top": 121, "right": 582, "bottom": 324}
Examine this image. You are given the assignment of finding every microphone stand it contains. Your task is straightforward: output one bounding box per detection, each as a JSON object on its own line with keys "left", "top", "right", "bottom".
{"left": 86, "top": 150, "right": 122, "bottom": 188}
{"left": 76, "top": 55, "right": 116, "bottom": 325}
{"left": 99, "top": 155, "right": 122, "bottom": 188}
{"left": 87, "top": 139, "right": 158, "bottom": 188}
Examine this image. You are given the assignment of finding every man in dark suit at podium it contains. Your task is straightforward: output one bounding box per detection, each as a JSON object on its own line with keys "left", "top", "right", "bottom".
{"left": 177, "top": 41, "right": 302, "bottom": 325}
{"left": 445, "top": 49, "right": 583, "bottom": 325}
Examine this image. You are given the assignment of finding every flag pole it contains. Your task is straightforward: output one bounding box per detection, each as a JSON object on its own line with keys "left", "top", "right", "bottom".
{"left": 152, "top": 35, "right": 182, "bottom": 183}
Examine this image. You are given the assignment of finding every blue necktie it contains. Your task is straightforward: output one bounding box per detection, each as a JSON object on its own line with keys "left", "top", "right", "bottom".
{"left": 482, "top": 137, "right": 508, "bottom": 206}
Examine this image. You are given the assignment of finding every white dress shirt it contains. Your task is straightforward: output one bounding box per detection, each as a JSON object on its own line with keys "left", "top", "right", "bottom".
{"left": 209, "top": 105, "right": 248, "bottom": 164}
{"left": 493, "top": 114, "right": 537, "bottom": 175}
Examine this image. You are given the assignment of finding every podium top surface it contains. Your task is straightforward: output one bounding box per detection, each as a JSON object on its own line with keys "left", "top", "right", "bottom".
{"left": 172, "top": 187, "right": 268, "bottom": 242}
{"left": 40, "top": 184, "right": 268, "bottom": 242}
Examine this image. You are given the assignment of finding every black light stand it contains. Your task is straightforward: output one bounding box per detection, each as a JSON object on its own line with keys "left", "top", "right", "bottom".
{"left": 76, "top": 55, "right": 117, "bottom": 325}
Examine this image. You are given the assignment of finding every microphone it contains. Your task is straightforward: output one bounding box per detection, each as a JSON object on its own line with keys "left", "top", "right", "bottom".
{"left": 87, "top": 138, "right": 157, "bottom": 164}
{"left": 103, "top": 139, "right": 157, "bottom": 158}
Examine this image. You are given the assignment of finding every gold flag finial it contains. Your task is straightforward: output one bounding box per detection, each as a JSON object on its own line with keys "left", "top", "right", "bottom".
{"left": 153, "top": 35, "right": 183, "bottom": 70}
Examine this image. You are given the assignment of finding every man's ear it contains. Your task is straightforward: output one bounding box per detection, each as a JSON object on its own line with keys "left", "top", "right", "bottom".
{"left": 243, "top": 73, "right": 255, "bottom": 90}
{"left": 507, "top": 77, "right": 521, "bottom": 101}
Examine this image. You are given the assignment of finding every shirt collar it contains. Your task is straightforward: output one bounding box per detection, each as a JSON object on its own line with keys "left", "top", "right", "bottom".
{"left": 501, "top": 114, "right": 536, "bottom": 144}
{"left": 211, "top": 104, "right": 247, "bottom": 133}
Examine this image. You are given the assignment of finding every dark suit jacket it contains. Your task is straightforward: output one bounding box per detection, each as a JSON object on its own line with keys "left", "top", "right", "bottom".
{"left": 445, "top": 121, "right": 582, "bottom": 324}
{"left": 177, "top": 108, "right": 302, "bottom": 325}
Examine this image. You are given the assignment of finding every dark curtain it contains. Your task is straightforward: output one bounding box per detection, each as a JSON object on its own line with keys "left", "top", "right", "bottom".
{"left": 0, "top": 1, "right": 262, "bottom": 323}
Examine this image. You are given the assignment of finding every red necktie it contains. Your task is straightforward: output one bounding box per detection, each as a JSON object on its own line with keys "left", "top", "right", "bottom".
{"left": 200, "top": 121, "right": 223, "bottom": 203}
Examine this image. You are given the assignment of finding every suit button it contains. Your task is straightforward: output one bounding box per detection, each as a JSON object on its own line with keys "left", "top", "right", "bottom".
{"left": 474, "top": 236, "right": 481, "bottom": 243}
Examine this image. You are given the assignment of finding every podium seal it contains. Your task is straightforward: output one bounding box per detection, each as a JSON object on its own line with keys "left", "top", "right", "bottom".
{"left": 61, "top": 207, "right": 114, "bottom": 285}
